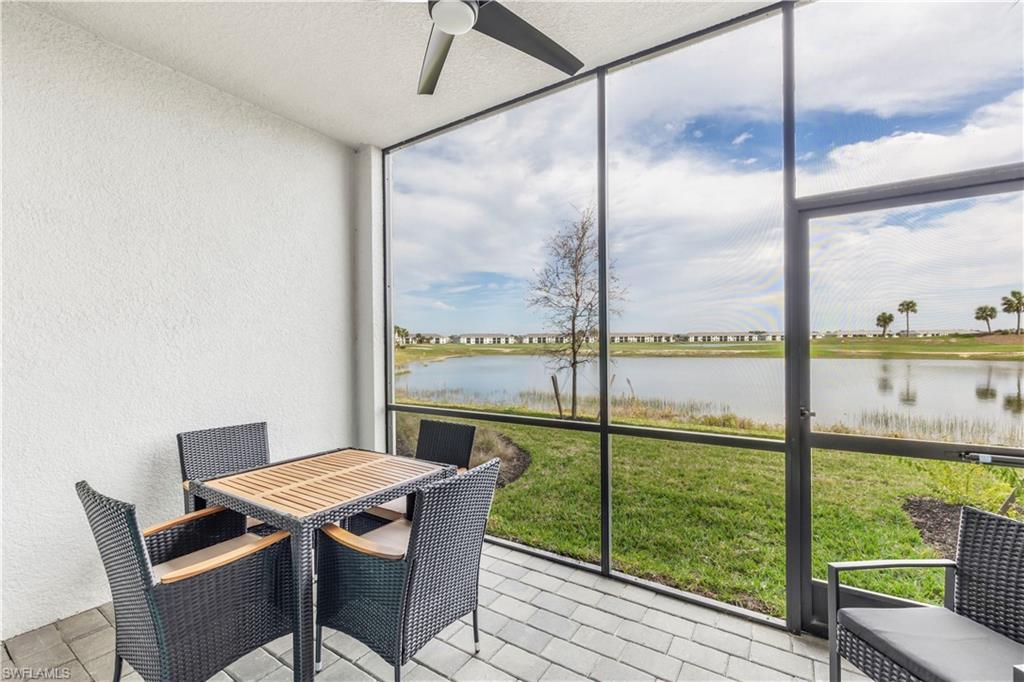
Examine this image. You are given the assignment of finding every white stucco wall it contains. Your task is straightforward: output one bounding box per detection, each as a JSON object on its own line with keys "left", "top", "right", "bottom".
{"left": 2, "top": 4, "right": 363, "bottom": 638}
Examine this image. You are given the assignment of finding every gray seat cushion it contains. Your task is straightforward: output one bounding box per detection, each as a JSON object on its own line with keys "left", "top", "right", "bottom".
{"left": 839, "top": 606, "right": 1024, "bottom": 682}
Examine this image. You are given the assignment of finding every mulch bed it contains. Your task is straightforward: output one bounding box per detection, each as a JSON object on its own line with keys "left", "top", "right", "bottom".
{"left": 473, "top": 432, "right": 530, "bottom": 489}
{"left": 902, "top": 496, "right": 962, "bottom": 559}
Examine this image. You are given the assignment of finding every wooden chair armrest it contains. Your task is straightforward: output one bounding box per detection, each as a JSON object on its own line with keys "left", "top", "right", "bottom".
{"left": 143, "top": 505, "right": 227, "bottom": 536}
{"left": 158, "top": 530, "right": 289, "bottom": 584}
{"left": 321, "top": 523, "right": 406, "bottom": 560}
{"left": 365, "top": 506, "right": 404, "bottom": 522}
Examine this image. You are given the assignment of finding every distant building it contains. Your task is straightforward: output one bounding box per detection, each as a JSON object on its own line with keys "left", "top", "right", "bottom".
{"left": 522, "top": 333, "right": 565, "bottom": 344}
{"left": 413, "top": 333, "right": 449, "bottom": 345}
{"left": 833, "top": 330, "right": 880, "bottom": 338}
{"left": 684, "top": 332, "right": 783, "bottom": 342}
{"left": 610, "top": 333, "right": 673, "bottom": 343}
{"left": 455, "top": 333, "right": 518, "bottom": 345}
{"left": 906, "top": 329, "right": 976, "bottom": 338}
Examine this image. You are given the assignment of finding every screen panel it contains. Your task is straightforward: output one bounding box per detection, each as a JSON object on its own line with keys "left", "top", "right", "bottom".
{"left": 396, "top": 413, "right": 602, "bottom": 563}
{"left": 606, "top": 13, "right": 785, "bottom": 438}
{"left": 612, "top": 436, "right": 786, "bottom": 617}
{"left": 812, "top": 448, "right": 1022, "bottom": 604}
{"left": 390, "top": 80, "right": 598, "bottom": 420}
{"left": 809, "top": 192, "right": 1024, "bottom": 448}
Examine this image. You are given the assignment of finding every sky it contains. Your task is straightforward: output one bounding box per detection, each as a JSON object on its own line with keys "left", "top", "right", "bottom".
{"left": 390, "top": 1, "right": 1024, "bottom": 335}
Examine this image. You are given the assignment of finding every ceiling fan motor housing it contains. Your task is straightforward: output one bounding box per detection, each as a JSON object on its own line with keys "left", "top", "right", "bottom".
{"left": 429, "top": 0, "right": 480, "bottom": 36}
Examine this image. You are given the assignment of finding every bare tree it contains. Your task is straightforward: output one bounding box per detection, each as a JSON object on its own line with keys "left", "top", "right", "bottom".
{"left": 527, "top": 206, "right": 622, "bottom": 419}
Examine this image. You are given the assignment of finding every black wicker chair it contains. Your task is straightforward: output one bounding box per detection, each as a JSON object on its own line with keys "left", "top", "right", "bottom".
{"left": 76, "top": 481, "right": 293, "bottom": 682}
{"left": 315, "top": 458, "right": 500, "bottom": 682}
{"left": 828, "top": 506, "right": 1024, "bottom": 682}
{"left": 414, "top": 419, "right": 477, "bottom": 468}
{"left": 177, "top": 421, "right": 269, "bottom": 513}
{"left": 363, "top": 420, "right": 477, "bottom": 525}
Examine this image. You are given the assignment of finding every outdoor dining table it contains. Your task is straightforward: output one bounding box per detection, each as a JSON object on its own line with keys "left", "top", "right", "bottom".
{"left": 189, "top": 448, "right": 455, "bottom": 682}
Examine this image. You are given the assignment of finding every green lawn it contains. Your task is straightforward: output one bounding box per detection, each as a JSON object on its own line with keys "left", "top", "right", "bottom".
{"left": 397, "top": 413, "right": 1018, "bottom": 619}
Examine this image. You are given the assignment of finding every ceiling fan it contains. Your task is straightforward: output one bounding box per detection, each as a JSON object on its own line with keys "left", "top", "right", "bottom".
{"left": 417, "top": 0, "right": 584, "bottom": 95}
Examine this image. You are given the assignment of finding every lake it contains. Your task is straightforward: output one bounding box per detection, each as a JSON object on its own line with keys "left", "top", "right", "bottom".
{"left": 395, "top": 355, "right": 1023, "bottom": 446}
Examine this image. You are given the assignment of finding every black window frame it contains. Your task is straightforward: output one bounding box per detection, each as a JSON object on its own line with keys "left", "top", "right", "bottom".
{"left": 381, "top": 1, "right": 1024, "bottom": 636}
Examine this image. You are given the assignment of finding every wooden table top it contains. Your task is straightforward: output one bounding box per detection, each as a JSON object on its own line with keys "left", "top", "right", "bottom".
{"left": 204, "top": 449, "right": 444, "bottom": 517}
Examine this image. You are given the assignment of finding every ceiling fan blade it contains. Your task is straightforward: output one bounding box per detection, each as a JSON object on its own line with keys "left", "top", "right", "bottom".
{"left": 418, "top": 24, "right": 455, "bottom": 95}
{"left": 473, "top": 1, "right": 583, "bottom": 76}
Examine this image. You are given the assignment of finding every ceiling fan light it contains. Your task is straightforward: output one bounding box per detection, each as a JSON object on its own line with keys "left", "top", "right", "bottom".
{"left": 431, "top": 0, "right": 478, "bottom": 36}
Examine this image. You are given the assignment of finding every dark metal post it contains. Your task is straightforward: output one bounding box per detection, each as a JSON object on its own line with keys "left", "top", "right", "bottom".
{"left": 827, "top": 565, "right": 840, "bottom": 682}
{"left": 596, "top": 69, "right": 613, "bottom": 575}
{"left": 782, "top": 0, "right": 809, "bottom": 634}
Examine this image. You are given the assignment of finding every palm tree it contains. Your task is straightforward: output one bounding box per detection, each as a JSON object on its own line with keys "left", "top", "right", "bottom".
{"left": 1002, "top": 290, "right": 1024, "bottom": 334}
{"left": 974, "top": 305, "right": 997, "bottom": 334}
{"left": 897, "top": 300, "right": 917, "bottom": 337}
{"left": 875, "top": 311, "right": 894, "bottom": 337}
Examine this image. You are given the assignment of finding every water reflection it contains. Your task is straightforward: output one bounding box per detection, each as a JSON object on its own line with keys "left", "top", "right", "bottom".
{"left": 872, "top": 363, "right": 1023, "bottom": 415}
{"left": 1005, "top": 372, "right": 1023, "bottom": 415}
{"left": 877, "top": 363, "right": 893, "bottom": 394}
{"left": 976, "top": 367, "right": 998, "bottom": 402}
{"left": 898, "top": 370, "right": 917, "bottom": 406}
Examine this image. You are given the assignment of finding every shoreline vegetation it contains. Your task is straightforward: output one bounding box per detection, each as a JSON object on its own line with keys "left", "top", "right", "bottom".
{"left": 394, "top": 333, "right": 1024, "bottom": 370}
{"left": 394, "top": 390, "right": 1024, "bottom": 446}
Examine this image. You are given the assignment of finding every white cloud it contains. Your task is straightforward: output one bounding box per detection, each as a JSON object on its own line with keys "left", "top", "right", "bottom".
{"left": 796, "top": 1, "right": 1023, "bottom": 118}
{"left": 391, "top": 81, "right": 597, "bottom": 328}
{"left": 391, "top": 3, "right": 1023, "bottom": 334}
{"left": 799, "top": 89, "right": 1024, "bottom": 195}
{"left": 608, "top": 1, "right": 1021, "bottom": 129}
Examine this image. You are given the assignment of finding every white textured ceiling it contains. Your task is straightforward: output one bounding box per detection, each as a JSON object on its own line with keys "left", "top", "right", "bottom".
{"left": 38, "top": 1, "right": 771, "bottom": 147}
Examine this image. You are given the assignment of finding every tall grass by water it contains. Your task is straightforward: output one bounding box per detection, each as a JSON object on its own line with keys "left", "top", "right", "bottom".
{"left": 395, "top": 386, "right": 1023, "bottom": 446}
{"left": 848, "top": 409, "right": 1022, "bottom": 446}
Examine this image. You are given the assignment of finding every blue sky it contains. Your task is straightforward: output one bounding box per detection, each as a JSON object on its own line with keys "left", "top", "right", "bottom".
{"left": 392, "top": 2, "right": 1023, "bottom": 335}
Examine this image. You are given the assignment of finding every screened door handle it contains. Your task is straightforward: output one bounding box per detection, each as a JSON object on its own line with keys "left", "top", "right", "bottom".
{"left": 800, "top": 407, "right": 816, "bottom": 419}
{"left": 960, "top": 452, "right": 1024, "bottom": 468}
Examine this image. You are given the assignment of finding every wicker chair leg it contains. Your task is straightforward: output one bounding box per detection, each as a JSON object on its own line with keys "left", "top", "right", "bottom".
{"left": 315, "top": 624, "right": 323, "bottom": 672}
{"left": 829, "top": 639, "right": 841, "bottom": 682}
{"left": 111, "top": 654, "right": 123, "bottom": 682}
{"left": 472, "top": 608, "right": 480, "bottom": 654}
{"left": 394, "top": 662, "right": 402, "bottom": 682}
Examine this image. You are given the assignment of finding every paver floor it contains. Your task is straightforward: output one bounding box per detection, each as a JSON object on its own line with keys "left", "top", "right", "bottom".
{"left": 2, "top": 542, "right": 869, "bottom": 682}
